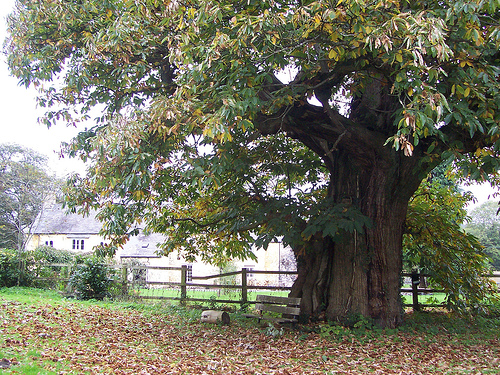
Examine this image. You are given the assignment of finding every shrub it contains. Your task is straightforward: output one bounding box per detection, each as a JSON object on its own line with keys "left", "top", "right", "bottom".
{"left": 28, "top": 246, "right": 76, "bottom": 264}
{"left": 0, "top": 248, "right": 30, "bottom": 287}
{"left": 69, "top": 257, "right": 115, "bottom": 300}
{"left": 25, "top": 246, "right": 76, "bottom": 289}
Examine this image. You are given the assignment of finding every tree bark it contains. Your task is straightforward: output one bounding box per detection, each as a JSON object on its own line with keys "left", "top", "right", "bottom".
{"left": 290, "top": 147, "right": 425, "bottom": 328}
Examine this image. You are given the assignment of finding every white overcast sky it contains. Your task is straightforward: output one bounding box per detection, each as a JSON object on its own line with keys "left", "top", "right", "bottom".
{"left": 0, "top": 1, "right": 496, "bottom": 208}
{"left": 0, "top": 0, "right": 85, "bottom": 177}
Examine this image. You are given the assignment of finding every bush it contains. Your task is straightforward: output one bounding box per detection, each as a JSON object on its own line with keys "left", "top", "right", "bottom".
{"left": 0, "top": 248, "right": 30, "bottom": 287}
{"left": 28, "top": 246, "right": 76, "bottom": 264}
{"left": 25, "top": 246, "right": 77, "bottom": 289}
{"left": 69, "top": 257, "right": 115, "bottom": 300}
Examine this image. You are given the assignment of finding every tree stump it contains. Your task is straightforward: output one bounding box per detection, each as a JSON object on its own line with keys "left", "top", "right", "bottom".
{"left": 200, "top": 310, "right": 230, "bottom": 325}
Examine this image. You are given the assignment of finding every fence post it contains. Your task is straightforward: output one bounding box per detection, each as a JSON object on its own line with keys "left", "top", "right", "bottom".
{"left": 411, "top": 270, "right": 420, "bottom": 312}
{"left": 121, "top": 265, "right": 128, "bottom": 297}
{"left": 66, "top": 264, "right": 73, "bottom": 294}
{"left": 181, "top": 265, "right": 187, "bottom": 304}
{"left": 241, "top": 268, "right": 248, "bottom": 308}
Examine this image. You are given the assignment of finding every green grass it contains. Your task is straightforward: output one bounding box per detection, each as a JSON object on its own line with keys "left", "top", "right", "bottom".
{"left": 0, "top": 287, "right": 65, "bottom": 304}
{"left": 133, "top": 287, "right": 289, "bottom": 302}
{"left": 401, "top": 292, "right": 448, "bottom": 306}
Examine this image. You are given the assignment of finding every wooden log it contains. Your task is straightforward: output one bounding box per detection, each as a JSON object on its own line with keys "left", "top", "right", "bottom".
{"left": 200, "top": 310, "right": 230, "bottom": 325}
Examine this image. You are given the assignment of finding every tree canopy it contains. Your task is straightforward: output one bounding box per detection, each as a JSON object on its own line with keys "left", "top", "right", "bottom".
{"left": 5, "top": 0, "right": 500, "bottom": 327}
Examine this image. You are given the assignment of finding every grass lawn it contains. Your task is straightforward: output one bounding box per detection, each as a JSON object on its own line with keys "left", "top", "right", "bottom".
{"left": 1, "top": 287, "right": 499, "bottom": 374}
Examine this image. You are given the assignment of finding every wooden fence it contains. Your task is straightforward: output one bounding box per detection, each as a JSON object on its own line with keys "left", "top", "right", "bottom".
{"left": 122, "top": 265, "right": 298, "bottom": 306}
{"left": 28, "top": 263, "right": 500, "bottom": 311}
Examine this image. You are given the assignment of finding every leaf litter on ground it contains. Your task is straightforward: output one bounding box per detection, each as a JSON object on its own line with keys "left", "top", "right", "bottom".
{"left": 0, "top": 296, "right": 499, "bottom": 374}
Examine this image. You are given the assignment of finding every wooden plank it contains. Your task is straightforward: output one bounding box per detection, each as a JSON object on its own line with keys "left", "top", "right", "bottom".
{"left": 248, "top": 270, "right": 298, "bottom": 275}
{"left": 256, "top": 294, "right": 301, "bottom": 306}
{"left": 243, "top": 313, "right": 297, "bottom": 323}
{"left": 243, "top": 313, "right": 262, "bottom": 319}
{"left": 127, "top": 266, "right": 182, "bottom": 271}
{"left": 244, "top": 285, "right": 292, "bottom": 291}
{"left": 255, "top": 303, "right": 301, "bottom": 316}
{"left": 191, "top": 270, "right": 242, "bottom": 280}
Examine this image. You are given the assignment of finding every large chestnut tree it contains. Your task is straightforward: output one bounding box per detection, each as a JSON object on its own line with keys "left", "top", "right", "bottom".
{"left": 6, "top": 0, "right": 500, "bottom": 327}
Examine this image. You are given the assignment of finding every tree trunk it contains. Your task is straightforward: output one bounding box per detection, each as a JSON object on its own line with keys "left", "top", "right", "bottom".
{"left": 290, "top": 149, "right": 424, "bottom": 328}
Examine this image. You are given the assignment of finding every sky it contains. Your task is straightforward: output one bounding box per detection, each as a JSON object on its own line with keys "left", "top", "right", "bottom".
{"left": 0, "top": 1, "right": 497, "bottom": 209}
{"left": 0, "top": 0, "right": 86, "bottom": 177}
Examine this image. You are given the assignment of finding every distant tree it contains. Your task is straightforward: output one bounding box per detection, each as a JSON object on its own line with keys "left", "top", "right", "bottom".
{"left": 0, "top": 144, "right": 54, "bottom": 251}
{"left": 465, "top": 201, "right": 500, "bottom": 270}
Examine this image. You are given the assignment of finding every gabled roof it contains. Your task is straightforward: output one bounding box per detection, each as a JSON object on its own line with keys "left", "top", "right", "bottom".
{"left": 32, "top": 203, "right": 102, "bottom": 235}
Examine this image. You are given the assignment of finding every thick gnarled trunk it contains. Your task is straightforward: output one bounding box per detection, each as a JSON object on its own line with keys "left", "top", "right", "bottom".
{"left": 290, "top": 150, "right": 423, "bottom": 328}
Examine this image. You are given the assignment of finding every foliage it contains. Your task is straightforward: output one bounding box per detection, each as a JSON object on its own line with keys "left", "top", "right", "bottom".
{"left": 1, "top": 245, "right": 78, "bottom": 289}
{"left": 0, "top": 248, "right": 29, "bottom": 287}
{"left": 0, "top": 144, "right": 55, "bottom": 251}
{"left": 464, "top": 200, "right": 500, "bottom": 270}
{"left": 5, "top": 0, "right": 500, "bottom": 252}
{"left": 404, "top": 172, "right": 496, "bottom": 312}
{"left": 24, "top": 246, "right": 76, "bottom": 289}
{"left": 27, "top": 245, "right": 76, "bottom": 264}
{"left": 69, "top": 257, "right": 115, "bottom": 300}
{"left": 5, "top": 0, "right": 500, "bottom": 325}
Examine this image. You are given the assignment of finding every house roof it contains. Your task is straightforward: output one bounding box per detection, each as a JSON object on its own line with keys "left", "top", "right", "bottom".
{"left": 117, "top": 232, "right": 165, "bottom": 258}
{"left": 32, "top": 203, "right": 102, "bottom": 235}
{"left": 34, "top": 203, "right": 164, "bottom": 258}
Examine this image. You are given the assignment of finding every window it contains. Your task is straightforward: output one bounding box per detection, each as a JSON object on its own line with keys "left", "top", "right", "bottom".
{"left": 185, "top": 265, "right": 193, "bottom": 282}
{"left": 45, "top": 240, "right": 53, "bottom": 247}
{"left": 72, "top": 239, "right": 85, "bottom": 250}
{"left": 244, "top": 265, "right": 255, "bottom": 279}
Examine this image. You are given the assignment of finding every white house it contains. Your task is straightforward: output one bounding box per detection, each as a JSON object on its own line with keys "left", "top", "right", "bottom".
{"left": 27, "top": 203, "right": 296, "bottom": 287}
{"left": 27, "top": 203, "right": 103, "bottom": 253}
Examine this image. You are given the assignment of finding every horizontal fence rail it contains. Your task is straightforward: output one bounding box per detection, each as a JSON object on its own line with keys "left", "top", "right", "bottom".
{"left": 27, "top": 262, "right": 500, "bottom": 311}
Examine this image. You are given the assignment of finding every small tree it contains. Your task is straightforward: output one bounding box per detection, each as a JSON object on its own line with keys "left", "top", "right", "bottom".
{"left": 404, "top": 171, "right": 495, "bottom": 312}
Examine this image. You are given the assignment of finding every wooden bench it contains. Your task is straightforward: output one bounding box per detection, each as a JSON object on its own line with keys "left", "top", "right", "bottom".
{"left": 245, "top": 295, "right": 301, "bottom": 324}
